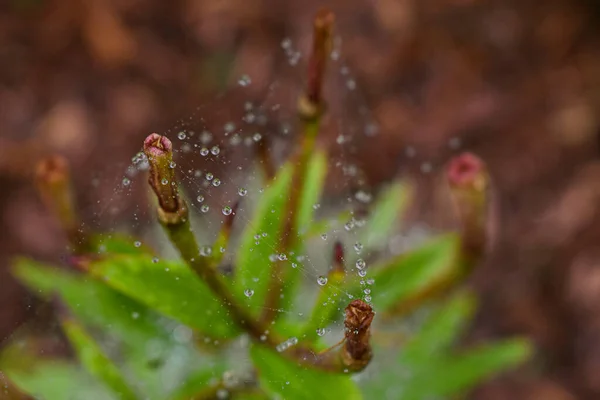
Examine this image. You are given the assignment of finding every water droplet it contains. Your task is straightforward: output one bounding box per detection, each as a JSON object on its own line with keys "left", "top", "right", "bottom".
{"left": 277, "top": 253, "right": 287, "bottom": 261}
{"left": 224, "top": 122, "right": 236, "bottom": 133}
{"left": 161, "top": 178, "right": 169, "bottom": 185}
{"left": 364, "top": 295, "right": 372, "bottom": 302}
{"left": 358, "top": 269, "right": 367, "bottom": 277}
{"left": 316, "top": 328, "right": 326, "bottom": 337}
{"left": 200, "top": 147, "right": 209, "bottom": 156}
{"left": 177, "top": 131, "right": 186, "bottom": 140}
{"left": 356, "top": 259, "right": 366, "bottom": 270}
{"left": 346, "top": 79, "right": 356, "bottom": 90}
{"left": 367, "top": 278, "right": 375, "bottom": 285}
{"left": 122, "top": 177, "right": 131, "bottom": 186}
{"left": 420, "top": 162, "right": 432, "bottom": 174}
{"left": 212, "top": 178, "right": 221, "bottom": 187}
{"left": 313, "top": 203, "right": 321, "bottom": 210}
{"left": 222, "top": 206, "right": 232, "bottom": 216}
{"left": 216, "top": 389, "right": 229, "bottom": 400}
{"left": 344, "top": 221, "right": 355, "bottom": 231}
{"left": 169, "top": 161, "right": 176, "bottom": 169}
{"left": 320, "top": 233, "right": 328, "bottom": 240}
{"left": 354, "top": 242, "right": 363, "bottom": 254}
{"left": 363, "top": 288, "right": 371, "bottom": 295}
{"left": 200, "top": 245, "right": 212, "bottom": 257}
{"left": 244, "top": 289, "right": 254, "bottom": 298}
{"left": 238, "top": 74, "right": 252, "bottom": 87}
{"left": 210, "top": 145, "right": 220, "bottom": 155}
{"left": 291, "top": 263, "right": 298, "bottom": 268}
{"left": 201, "top": 204, "right": 210, "bottom": 213}
{"left": 252, "top": 132, "right": 262, "bottom": 142}
{"left": 355, "top": 190, "right": 372, "bottom": 203}
{"left": 134, "top": 241, "right": 142, "bottom": 248}
{"left": 196, "top": 195, "right": 205, "bottom": 203}
{"left": 238, "top": 187, "right": 248, "bottom": 196}
{"left": 276, "top": 337, "right": 298, "bottom": 352}
{"left": 281, "top": 38, "right": 292, "bottom": 49}
{"left": 205, "top": 172, "right": 214, "bottom": 181}
{"left": 317, "top": 276, "right": 328, "bottom": 286}
{"left": 152, "top": 257, "right": 159, "bottom": 263}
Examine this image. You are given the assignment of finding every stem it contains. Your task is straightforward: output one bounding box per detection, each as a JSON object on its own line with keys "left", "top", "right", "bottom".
{"left": 210, "top": 201, "right": 239, "bottom": 268}
{"left": 261, "top": 9, "right": 334, "bottom": 323}
{"left": 386, "top": 153, "right": 490, "bottom": 318}
{"left": 303, "top": 241, "right": 347, "bottom": 340}
{"left": 143, "top": 134, "right": 280, "bottom": 347}
{"left": 35, "top": 155, "right": 88, "bottom": 252}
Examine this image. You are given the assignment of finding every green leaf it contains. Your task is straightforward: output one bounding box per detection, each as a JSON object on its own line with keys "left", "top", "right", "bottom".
{"left": 280, "top": 150, "right": 328, "bottom": 312}
{"left": 400, "top": 291, "right": 475, "bottom": 366}
{"left": 399, "top": 339, "right": 532, "bottom": 400}
{"left": 3, "top": 361, "right": 114, "bottom": 400}
{"left": 92, "top": 233, "right": 152, "bottom": 255}
{"left": 13, "top": 259, "right": 167, "bottom": 345}
{"left": 168, "top": 363, "right": 227, "bottom": 400}
{"left": 369, "top": 234, "right": 461, "bottom": 311}
{"left": 297, "top": 150, "right": 328, "bottom": 234}
{"left": 233, "top": 164, "right": 293, "bottom": 316}
{"left": 89, "top": 254, "right": 239, "bottom": 338}
{"left": 250, "top": 345, "right": 362, "bottom": 400}
{"left": 233, "top": 150, "right": 327, "bottom": 318}
{"left": 61, "top": 319, "right": 137, "bottom": 400}
{"left": 361, "top": 182, "right": 409, "bottom": 251}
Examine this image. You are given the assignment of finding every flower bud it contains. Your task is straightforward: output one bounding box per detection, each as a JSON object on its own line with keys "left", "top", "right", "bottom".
{"left": 299, "top": 8, "right": 335, "bottom": 119}
{"left": 35, "top": 155, "right": 77, "bottom": 234}
{"left": 446, "top": 152, "right": 489, "bottom": 261}
{"left": 143, "top": 134, "right": 187, "bottom": 224}
{"left": 342, "top": 299, "right": 374, "bottom": 370}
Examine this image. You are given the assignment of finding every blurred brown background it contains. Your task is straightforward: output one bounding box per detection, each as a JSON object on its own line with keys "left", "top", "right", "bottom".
{"left": 2, "top": 0, "right": 600, "bottom": 398}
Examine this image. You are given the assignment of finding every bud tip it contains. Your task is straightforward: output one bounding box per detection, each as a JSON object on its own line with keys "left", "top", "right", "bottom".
{"left": 447, "top": 152, "right": 484, "bottom": 187}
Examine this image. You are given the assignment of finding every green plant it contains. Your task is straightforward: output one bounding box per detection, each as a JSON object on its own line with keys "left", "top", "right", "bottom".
{"left": 1, "top": 9, "right": 531, "bottom": 400}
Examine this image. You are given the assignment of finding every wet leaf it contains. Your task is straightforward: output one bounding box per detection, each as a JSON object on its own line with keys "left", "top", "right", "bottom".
{"left": 13, "top": 259, "right": 167, "bottom": 344}
{"left": 91, "top": 233, "right": 152, "bottom": 255}
{"left": 233, "top": 164, "right": 293, "bottom": 316}
{"left": 61, "top": 319, "right": 137, "bottom": 400}
{"left": 251, "top": 345, "right": 362, "bottom": 400}
{"left": 233, "top": 151, "right": 327, "bottom": 318}
{"left": 88, "top": 254, "right": 239, "bottom": 338}
{"left": 369, "top": 234, "right": 461, "bottom": 311}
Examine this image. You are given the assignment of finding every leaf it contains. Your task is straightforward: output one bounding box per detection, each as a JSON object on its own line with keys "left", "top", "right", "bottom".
{"left": 61, "top": 319, "right": 137, "bottom": 400}
{"left": 361, "top": 182, "right": 410, "bottom": 251}
{"left": 280, "top": 150, "right": 328, "bottom": 311}
{"left": 369, "top": 234, "right": 461, "bottom": 311}
{"left": 91, "top": 233, "right": 151, "bottom": 255}
{"left": 3, "top": 361, "right": 114, "bottom": 400}
{"left": 13, "top": 259, "right": 167, "bottom": 345}
{"left": 233, "top": 150, "right": 327, "bottom": 318}
{"left": 297, "top": 150, "right": 328, "bottom": 234}
{"left": 167, "top": 363, "right": 226, "bottom": 400}
{"left": 399, "top": 339, "right": 532, "bottom": 400}
{"left": 233, "top": 164, "right": 293, "bottom": 316}
{"left": 13, "top": 259, "right": 216, "bottom": 400}
{"left": 250, "top": 345, "right": 362, "bottom": 400}
{"left": 400, "top": 291, "right": 475, "bottom": 366}
{"left": 89, "top": 254, "right": 239, "bottom": 338}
